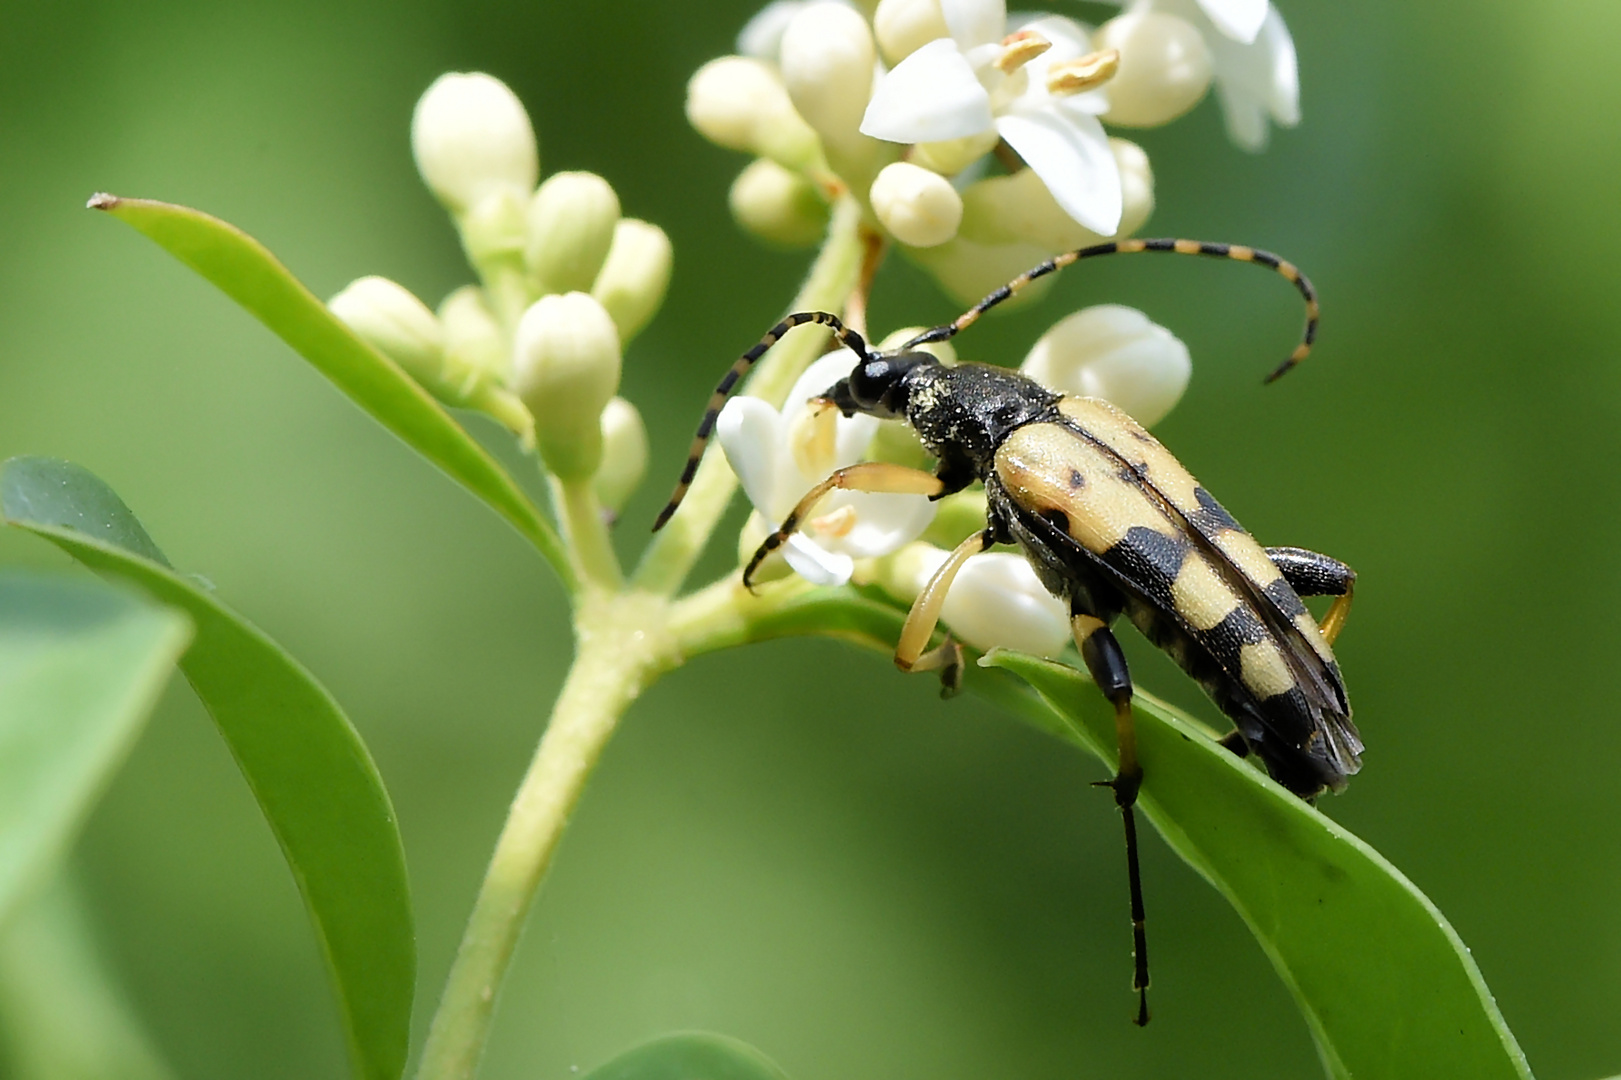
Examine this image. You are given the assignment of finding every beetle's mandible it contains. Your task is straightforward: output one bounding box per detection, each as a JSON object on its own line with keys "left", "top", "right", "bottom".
{"left": 653, "top": 237, "right": 1359, "bottom": 1027}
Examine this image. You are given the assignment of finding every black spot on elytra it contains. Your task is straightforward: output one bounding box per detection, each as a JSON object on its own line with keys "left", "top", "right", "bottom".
{"left": 1103, "top": 526, "right": 1188, "bottom": 603}
{"left": 1043, "top": 507, "right": 1070, "bottom": 533}
{"left": 1193, "top": 486, "right": 1242, "bottom": 532}
{"left": 1263, "top": 577, "right": 1310, "bottom": 619}
{"left": 1068, "top": 468, "right": 1085, "bottom": 490}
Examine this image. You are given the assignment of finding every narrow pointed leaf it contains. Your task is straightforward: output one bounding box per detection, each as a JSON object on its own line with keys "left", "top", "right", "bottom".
{"left": 86, "top": 193, "right": 573, "bottom": 592}
{"left": 0, "top": 572, "right": 190, "bottom": 924}
{"left": 979, "top": 650, "right": 1532, "bottom": 1080}
{"left": 2, "top": 456, "right": 413, "bottom": 1080}
{"left": 583, "top": 1032, "right": 792, "bottom": 1080}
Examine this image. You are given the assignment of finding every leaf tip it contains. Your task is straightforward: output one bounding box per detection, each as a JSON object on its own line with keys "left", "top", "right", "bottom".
{"left": 86, "top": 192, "right": 120, "bottom": 211}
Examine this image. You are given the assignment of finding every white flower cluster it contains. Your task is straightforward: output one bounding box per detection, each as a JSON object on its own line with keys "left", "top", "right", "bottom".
{"left": 689, "top": 0, "right": 1298, "bottom": 303}
{"left": 329, "top": 73, "right": 670, "bottom": 510}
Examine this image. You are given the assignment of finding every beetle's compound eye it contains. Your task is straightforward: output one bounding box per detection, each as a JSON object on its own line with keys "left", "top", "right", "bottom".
{"left": 846, "top": 357, "right": 898, "bottom": 410}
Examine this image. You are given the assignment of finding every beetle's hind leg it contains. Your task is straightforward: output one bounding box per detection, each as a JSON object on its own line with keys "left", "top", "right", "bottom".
{"left": 1266, "top": 546, "right": 1356, "bottom": 645}
{"left": 742, "top": 463, "right": 947, "bottom": 588}
{"left": 1072, "top": 612, "right": 1151, "bottom": 1026}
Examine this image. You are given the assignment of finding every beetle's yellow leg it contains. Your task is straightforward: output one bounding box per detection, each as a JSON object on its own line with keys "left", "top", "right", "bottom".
{"left": 1319, "top": 583, "right": 1354, "bottom": 646}
{"left": 742, "top": 463, "right": 945, "bottom": 588}
{"left": 1265, "top": 546, "right": 1356, "bottom": 644}
{"left": 894, "top": 529, "right": 990, "bottom": 695}
{"left": 1073, "top": 613, "right": 1151, "bottom": 1027}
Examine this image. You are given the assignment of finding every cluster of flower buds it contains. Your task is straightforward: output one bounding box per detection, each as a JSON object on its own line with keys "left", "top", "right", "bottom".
{"left": 329, "top": 72, "right": 673, "bottom": 514}
{"left": 688, "top": 0, "right": 1298, "bottom": 303}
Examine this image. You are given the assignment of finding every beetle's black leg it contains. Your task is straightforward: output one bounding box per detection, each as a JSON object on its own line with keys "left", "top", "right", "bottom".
{"left": 1072, "top": 612, "right": 1150, "bottom": 1027}
{"left": 894, "top": 528, "right": 993, "bottom": 695}
{"left": 1266, "top": 546, "right": 1356, "bottom": 645}
{"left": 743, "top": 463, "right": 946, "bottom": 589}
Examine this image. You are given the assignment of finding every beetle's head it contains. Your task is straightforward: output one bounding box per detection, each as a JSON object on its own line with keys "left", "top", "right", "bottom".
{"left": 823, "top": 351, "right": 938, "bottom": 421}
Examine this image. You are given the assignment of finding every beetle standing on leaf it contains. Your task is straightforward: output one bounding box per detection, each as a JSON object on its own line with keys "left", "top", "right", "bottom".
{"left": 655, "top": 238, "right": 1359, "bottom": 1026}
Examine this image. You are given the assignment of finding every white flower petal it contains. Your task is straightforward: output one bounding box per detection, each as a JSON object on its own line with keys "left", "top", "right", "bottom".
{"left": 862, "top": 38, "right": 995, "bottom": 143}
{"left": 827, "top": 490, "right": 937, "bottom": 555}
{"left": 940, "top": 0, "right": 1007, "bottom": 50}
{"left": 1195, "top": 0, "right": 1266, "bottom": 44}
{"left": 717, "top": 397, "right": 788, "bottom": 517}
{"left": 784, "top": 533, "right": 856, "bottom": 585}
{"left": 995, "top": 109, "right": 1121, "bottom": 236}
{"left": 1214, "top": 82, "right": 1267, "bottom": 150}
{"left": 1255, "top": 6, "right": 1299, "bottom": 123}
{"left": 784, "top": 349, "right": 863, "bottom": 418}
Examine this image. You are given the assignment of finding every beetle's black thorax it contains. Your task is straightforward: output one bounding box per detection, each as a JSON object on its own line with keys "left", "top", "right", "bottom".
{"left": 901, "top": 362, "right": 1060, "bottom": 479}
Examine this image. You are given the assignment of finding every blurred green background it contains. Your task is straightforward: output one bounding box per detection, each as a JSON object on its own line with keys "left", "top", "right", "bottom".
{"left": 3, "top": 1, "right": 1619, "bottom": 1077}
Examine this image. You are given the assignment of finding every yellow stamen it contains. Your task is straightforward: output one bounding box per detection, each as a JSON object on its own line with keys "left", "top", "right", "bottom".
{"left": 1046, "top": 49, "right": 1120, "bottom": 95}
{"left": 994, "top": 30, "right": 1053, "bottom": 74}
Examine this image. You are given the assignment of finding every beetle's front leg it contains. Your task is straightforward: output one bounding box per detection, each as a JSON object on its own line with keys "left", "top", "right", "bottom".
{"left": 742, "top": 463, "right": 946, "bottom": 588}
{"left": 1071, "top": 611, "right": 1151, "bottom": 1026}
{"left": 892, "top": 528, "right": 993, "bottom": 695}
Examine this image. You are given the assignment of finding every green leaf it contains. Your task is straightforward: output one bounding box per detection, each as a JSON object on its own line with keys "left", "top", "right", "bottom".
{"left": 979, "top": 650, "right": 1532, "bottom": 1080}
{"left": 2, "top": 457, "right": 414, "bottom": 1080}
{"left": 0, "top": 571, "right": 190, "bottom": 923}
{"left": 582, "top": 1033, "right": 792, "bottom": 1080}
{"left": 86, "top": 193, "right": 574, "bottom": 592}
{"left": 0, "top": 870, "right": 176, "bottom": 1080}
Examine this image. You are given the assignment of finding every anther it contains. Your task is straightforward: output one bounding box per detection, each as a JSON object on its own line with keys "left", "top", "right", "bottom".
{"left": 995, "top": 30, "right": 1053, "bottom": 74}
{"left": 1047, "top": 49, "right": 1120, "bottom": 95}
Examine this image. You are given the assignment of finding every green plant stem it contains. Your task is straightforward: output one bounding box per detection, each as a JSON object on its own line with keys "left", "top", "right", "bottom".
{"left": 632, "top": 196, "right": 867, "bottom": 596}
{"left": 554, "top": 478, "right": 623, "bottom": 590}
{"left": 414, "top": 591, "right": 674, "bottom": 1080}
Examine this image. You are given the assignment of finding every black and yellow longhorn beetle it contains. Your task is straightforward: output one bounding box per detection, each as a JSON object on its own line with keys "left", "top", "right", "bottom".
{"left": 653, "top": 237, "right": 1360, "bottom": 1026}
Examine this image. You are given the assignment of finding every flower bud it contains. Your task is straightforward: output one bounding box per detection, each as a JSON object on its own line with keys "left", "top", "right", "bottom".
{"left": 438, "top": 286, "right": 507, "bottom": 384}
{"left": 878, "top": 543, "right": 1070, "bottom": 658}
{"left": 729, "top": 158, "right": 830, "bottom": 249}
{"left": 686, "top": 57, "right": 822, "bottom": 171}
{"left": 959, "top": 138, "right": 1154, "bottom": 249}
{"left": 870, "top": 161, "right": 962, "bottom": 248}
{"left": 593, "top": 396, "right": 649, "bottom": 515}
{"left": 525, "top": 171, "right": 621, "bottom": 296}
{"left": 737, "top": 0, "right": 803, "bottom": 59}
{"left": 1021, "top": 304, "right": 1190, "bottom": 426}
{"left": 872, "top": 0, "right": 949, "bottom": 65}
{"left": 909, "top": 235, "right": 1056, "bottom": 308}
{"left": 512, "top": 292, "right": 622, "bottom": 479}
{"left": 591, "top": 219, "right": 672, "bottom": 344}
{"left": 780, "top": 3, "right": 878, "bottom": 159}
{"left": 329, "top": 276, "right": 444, "bottom": 383}
{"left": 909, "top": 130, "right": 1000, "bottom": 176}
{"left": 459, "top": 186, "right": 529, "bottom": 266}
{"left": 411, "top": 73, "right": 539, "bottom": 215}
{"left": 1092, "top": 12, "right": 1213, "bottom": 128}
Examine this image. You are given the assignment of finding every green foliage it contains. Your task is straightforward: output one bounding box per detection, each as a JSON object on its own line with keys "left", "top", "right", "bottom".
{"left": 582, "top": 1033, "right": 790, "bottom": 1080}
{"left": 983, "top": 650, "right": 1532, "bottom": 1080}
{"left": 0, "top": 572, "right": 190, "bottom": 924}
{"left": 0, "top": 873, "right": 174, "bottom": 1080}
{"left": 86, "top": 195, "right": 572, "bottom": 591}
{"left": 2, "top": 457, "right": 413, "bottom": 1080}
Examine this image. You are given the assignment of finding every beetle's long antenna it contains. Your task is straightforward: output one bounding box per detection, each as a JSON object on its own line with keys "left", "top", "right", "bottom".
{"left": 902, "top": 238, "right": 1319, "bottom": 383}
{"left": 652, "top": 311, "right": 873, "bottom": 532}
